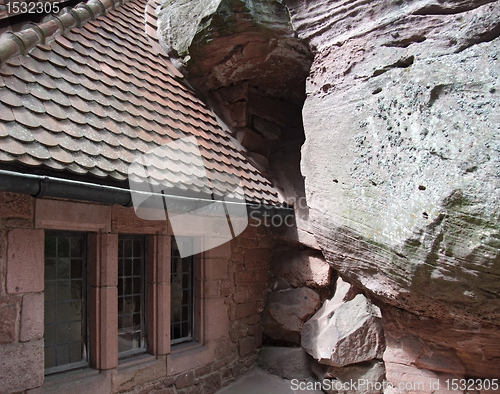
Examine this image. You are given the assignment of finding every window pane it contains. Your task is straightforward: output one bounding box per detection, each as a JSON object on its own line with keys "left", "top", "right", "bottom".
{"left": 171, "top": 238, "right": 194, "bottom": 343}
{"left": 44, "top": 232, "right": 86, "bottom": 374}
{"left": 118, "top": 235, "right": 146, "bottom": 356}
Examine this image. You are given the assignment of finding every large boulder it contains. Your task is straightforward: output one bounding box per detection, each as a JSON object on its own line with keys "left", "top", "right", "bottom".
{"left": 269, "top": 245, "right": 332, "bottom": 290}
{"left": 292, "top": 0, "right": 500, "bottom": 325}
{"left": 302, "top": 294, "right": 385, "bottom": 367}
{"left": 262, "top": 287, "right": 321, "bottom": 344}
{"left": 157, "top": 0, "right": 312, "bottom": 102}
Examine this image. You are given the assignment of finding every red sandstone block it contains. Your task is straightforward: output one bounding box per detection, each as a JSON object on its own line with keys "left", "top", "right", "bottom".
{"left": 157, "top": 235, "right": 171, "bottom": 284}
{"left": 0, "top": 192, "right": 34, "bottom": 220}
{"left": 238, "top": 237, "right": 258, "bottom": 249}
{"left": 234, "top": 302, "right": 258, "bottom": 319}
{"left": 90, "top": 287, "right": 118, "bottom": 370}
{"left": 35, "top": 199, "right": 111, "bottom": 232}
{"left": 206, "top": 298, "right": 229, "bottom": 342}
{"left": 6, "top": 228, "right": 44, "bottom": 294}
{"left": 20, "top": 293, "right": 43, "bottom": 342}
{"left": 89, "top": 233, "right": 118, "bottom": 288}
{"left": 238, "top": 336, "right": 256, "bottom": 357}
{"left": 219, "top": 280, "right": 234, "bottom": 298}
{"left": 244, "top": 248, "right": 270, "bottom": 270}
{"left": 175, "top": 371, "right": 194, "bottom": 389}
{"left": 0, "top": 295, "right": 20, "bottom": 344}
{"left": 204, "top": 280, "right": 221, "bottom": 299}
{"left": 205, "top": 258, "right": 228, "bottom": 280}
{"left": 253, "top": 268, "right": 269, "bottom": 284}
{"left": 205, "top": 242, "right": 231, "bottom": 259}
{"left": 100, "top": 287, "right": 118, "bottom": 370}
{"left": 234, "top": 271, "right": 254, "bottom": 285}
{"left": 0, "top": 340, "right": 44, "bottom": 393}
{"left": 111, "top": 205, "right": 168, "bottom": 234}
{"left": 156, "top": 282, "right": 171, "bottom": 355}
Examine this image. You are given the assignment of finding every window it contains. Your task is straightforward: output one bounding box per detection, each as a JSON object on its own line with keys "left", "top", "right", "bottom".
{"left": 44, "top": 232, "right": 87, "bottom": 374}
{"left": 170, "top": 238, "right": 194, "bottom": 344}
{"left": 118, "top": 235, "right": 146, "bottom": 356}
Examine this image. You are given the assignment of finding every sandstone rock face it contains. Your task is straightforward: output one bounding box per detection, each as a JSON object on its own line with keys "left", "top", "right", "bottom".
{"left": 157, "top": 0, "right": 312, "bottom": 102}
{"left": 262, "top": 287, "right": 320, "bottom": 344}
{"left": 258, "top": 346, "right": 313, "bottom": 380}
{"left": 291, "top": 0, "right": 500, "bottom": 325}
{"left": 302, "top": 294, "right": 385, "bottom": 367}
{"left": 285, "top": 0, "right": 500, "bottom": 379}
{"left": 269, "top": 245, "right": 332, "bottom": 290}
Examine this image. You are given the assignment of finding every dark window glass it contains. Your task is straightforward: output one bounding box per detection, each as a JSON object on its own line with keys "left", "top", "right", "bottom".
{"left": 44, "top": 232, "right": 87, "bottom": 374}
{"left": 171, "top": 238, "right": 194, "bottom": 344}
{"left": 118, "top": 235, "right": 146, "bottom": 356}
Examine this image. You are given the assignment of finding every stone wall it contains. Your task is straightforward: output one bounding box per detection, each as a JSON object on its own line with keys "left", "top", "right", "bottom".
{"left": 0, "top": 193, "right": 275, "bottom": 394}
{"left": 0, "top": 192, "right": 44, "bottom": 394}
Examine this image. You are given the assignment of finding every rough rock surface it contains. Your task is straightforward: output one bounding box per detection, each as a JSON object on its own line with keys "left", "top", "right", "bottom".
{"left": 292, "top": 0, "right": 500, "bottom": 325}
{"left": 258, "top": 346, "right": 313, "bottom": 380}
{"left": 262, "top": 287, "right": 320, "bottom": 344}
{"left": 381, "top": 304, "right": 500, "bottom": 380}
{"left": 157, "top": 0, "right": 312, "bottom": 102}
{"left": 269, "top": 245, "right": 332, "bottom": 290}
{"left": 311, "top": 359, "right": 386, "bottom": 394}
{"left": 302, "top": 294, "right": 385, "bottom": 367}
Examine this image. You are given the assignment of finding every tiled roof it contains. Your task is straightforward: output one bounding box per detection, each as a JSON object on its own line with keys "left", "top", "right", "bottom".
{"left": 0, "top": 0, "right": 282, "bottom": 205}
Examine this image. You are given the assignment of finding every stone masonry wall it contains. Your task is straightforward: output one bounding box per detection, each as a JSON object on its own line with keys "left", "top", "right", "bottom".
{"left": 0, "top": 192, "right": 44, "bottom": 394}
{"left": 120, "top": 220, "right": 273, "bottom": 394}
{"left": 0, "top": 192, "right": 274, "bottom": 394}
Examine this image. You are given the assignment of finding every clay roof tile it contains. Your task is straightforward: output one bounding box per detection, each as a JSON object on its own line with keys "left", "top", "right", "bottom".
{"left": 0, "top": 0, "right": 281, "bottom": 205}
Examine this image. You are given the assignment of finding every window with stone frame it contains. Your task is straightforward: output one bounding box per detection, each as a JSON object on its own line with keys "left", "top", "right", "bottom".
{"left": 170, "top": 237, "right": 194, "bottom": 344}
{"left": 44, "top": 231, "right": 88, "bottom": 374}
{"left": 117, "top": 235, "right": 147, "bottom": 357}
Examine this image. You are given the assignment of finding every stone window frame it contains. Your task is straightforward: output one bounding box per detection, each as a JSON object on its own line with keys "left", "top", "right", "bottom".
{"left": 31, "top": 199, "right": 230, "bottom": 390}
{"left": 35, "top": 199, "right": 176, "bottom": 372}
{"left": 5, "top": 197, "right": 233, "bottom": 392}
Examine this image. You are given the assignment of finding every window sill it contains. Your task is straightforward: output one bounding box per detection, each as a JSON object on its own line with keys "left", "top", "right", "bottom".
{"left": 170, "top": 341, "right": 204, "bottom": 355}
{"left": 43, "top": 367, "right": 110, "bottom": 393}
{"left": 117, "top": 352, "right": 159, "bottom": 370}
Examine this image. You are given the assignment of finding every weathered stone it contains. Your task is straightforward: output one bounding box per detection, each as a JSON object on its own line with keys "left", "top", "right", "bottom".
{"left": 20, "top": 293, "right": 43, "bottom": 342}
{"left": 293, "top": 0, "right": 500, "bottom": 326}
{"left": 6, "top": 228, "right": 44, "bottom": 294}
{"left": 0, "top": 192, "right": 33, "bottom": 219}
{"left": 258, "top": 346, "right": 313, "bottom": 380}
{"left": 0, "top": 340, "right": 44, "bottom": 393}
{"left": 311, "top": 359, "right": 386, "bottom": 394}
{"left": 214, "top": 82, "right": 249, "bottom": 104}
{"left": 238, "top": 335, "right": 256, "bottom": 357}
{"left": 176, "top": 371, "right": 194, "bottom": 389}
{"left": 269, "top": 246, "right": 331, "bottom": 289}
{"left": 302, "top": 294, "right": 385, "bottom": 367}
{"left": 0, "top": 295, "right": 20, "bottom": 344}
{"left": 236, "top": 128, "right": 270, "bottom": 157}
{"left": 252, "top": 116, "right": 282, "bottom": 140}
{"left": 382, "top": 304, "right": 500, "bottom": 379}
{"left": 158, "top": 0, "right": 312, "bottom": 102}
{"left": 199, "top": 372, "right": 222, "bottom": 394}
{"left": 262, "top": 287, "right": 320, "bottom": 344}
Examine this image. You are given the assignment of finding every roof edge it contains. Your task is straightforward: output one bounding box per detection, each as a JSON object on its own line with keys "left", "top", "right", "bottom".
{"left": 0, "top": 169, "right": 294, "bottom": 217}
{"left": 0, "top": 0, "right": 129, "bottom": 68}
